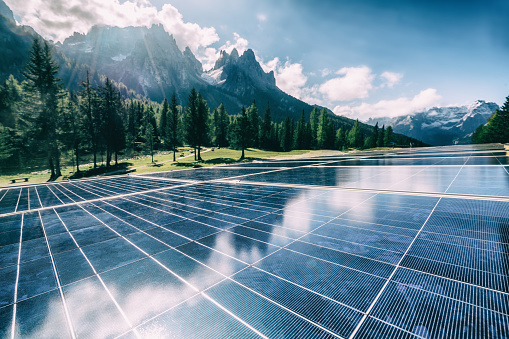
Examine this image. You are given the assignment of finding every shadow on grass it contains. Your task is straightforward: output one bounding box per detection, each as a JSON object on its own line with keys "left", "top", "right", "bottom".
{"left": 201, "top": 157, "right": 239, "bottom": 165}
{"left": 68, "top": 163, "right": 133, "bottom": 179}
{"left": 174, "top": 162, "right": 202, "bottom": 168}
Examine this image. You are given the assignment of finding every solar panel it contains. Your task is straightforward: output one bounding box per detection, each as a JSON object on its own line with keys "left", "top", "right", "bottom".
{"left": 1, "top": 145, "right": 508, "bottom": 338}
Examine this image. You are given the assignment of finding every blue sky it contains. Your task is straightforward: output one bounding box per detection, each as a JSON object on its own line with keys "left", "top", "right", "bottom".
{"left": 6, "top": 0, "right": 509, "bottom": 119}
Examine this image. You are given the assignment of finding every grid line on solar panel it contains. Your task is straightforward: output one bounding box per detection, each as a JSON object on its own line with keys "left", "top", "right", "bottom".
{"left": 67, "top": 189, "right": 382, "bottom": 338}
{"left": 417, "top": 232, "right": 508, "bottom": 254}
{"left": 400, "top": 254, "right": 509, "bottom": 293}
{"left": 347, "top": 197, "right": 442, "bottom": 339}
{"left": 38, "top": 211, "right": 76, "bottom": 338}
{"left": 354, "top": 316, "right": 420, "bottom": 339}
{"left": 368, "top": 278, "right": 509, "bottom": 338}
{"left": 391, "top": 268, "right": 509, "bottom": 315}
{"left": 73, "top": 195, "right": 344, "bottom": 338}
{"left": 52, "top": 208, "right": 142, "bottom": 336}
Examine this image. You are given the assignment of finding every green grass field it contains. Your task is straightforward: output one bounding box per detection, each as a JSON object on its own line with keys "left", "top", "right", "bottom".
{"left": 0, "top": 147, "right": 312, "bottom": 187}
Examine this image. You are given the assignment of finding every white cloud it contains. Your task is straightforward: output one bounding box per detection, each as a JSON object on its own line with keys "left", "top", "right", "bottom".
{"left": 380, "top": 71, "right": 403, "bottom": 88}
{"left": 218, "top": 32, "right": 249, "bottom": 55}
{"left": 256, "top": 13, "right": 268, "bottom": 22}
{"left": 333, "top": 88, "right": 442, "bottom": 121}
{"left": 4, "top": 0, "right": 219, "bottom": 52}
{"left": 259, "top": 57, "right": 324, "bottom": 104}
{"left": 201, "top": 32, "right": 249, "bottom": 70}
{"left": 319, "top": 66, "right": 375, "bottom": 101}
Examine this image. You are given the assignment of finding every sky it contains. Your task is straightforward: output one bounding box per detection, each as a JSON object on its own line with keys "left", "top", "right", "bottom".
{"left": 5, "top": 0, "right": 509, "bottom": 120}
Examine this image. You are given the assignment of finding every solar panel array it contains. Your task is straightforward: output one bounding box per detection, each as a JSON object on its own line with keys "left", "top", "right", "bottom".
{"left": 1, "top": 144, "right": 508, "bottom": 338}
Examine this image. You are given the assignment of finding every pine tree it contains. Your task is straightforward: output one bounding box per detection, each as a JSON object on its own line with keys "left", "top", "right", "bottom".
{"left": 378, "top": 125, "right": 385, "bottom": 147}
{"left": 144, "top": 122, "right": 155, "bottom": 163}
{"left": 348, "top": 119, "right": 363, "bottom": 148}
{"left": 384, "top": 125, "right": 393, "bottom": 147}
{"left": 61, "top": 91, "right": 84, "bottom": 173}
{"left": 280, "top": 117, "right": 294, "bottom": 152}
{"left": 22, "top": 38, "right": 62, "bottom": 179}
{"left": 293, "top": 110, "right": 306, "bottom": 149}
{"left": 184, "top": 88, "right": 199, "bottom": 160}
{"left": 310, "top": 107, "right": 319, "bottom": 148}
{"left": 167, "top": 92, "right": 180, "bottom": 161}
{"left": 195, "top": 93, "right": 209, "bottom": 161}
{"left": 212, "top": 103, "right": 229, "bottom": 148}
{"left": 317, "top": 108, "right": 336, "bottom": 149}
{"left": 160, "top": 98, "right": 169, "bottom": 142}
{"left": 231, "top": 106, "right": 250, "bottom": 159}
{"left": 371, "top": 123, "right": 379, "bottom": 148}
{"left": 246, "top": 101, "right": 259, "bottom": 148}
{"left": 260, "top": 102, "right": 272, "bottom": 149}
{"left": 336, "top": 128, "right": 346, "bottom": 150}
{"left": 97, "top": 77, "right": 124, "bottom": 167}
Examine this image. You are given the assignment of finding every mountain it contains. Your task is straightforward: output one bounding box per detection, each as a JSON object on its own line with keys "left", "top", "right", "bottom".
{"left": 366, "top": 100, "right": 499, "bottom": 145}
{"left": 56, "top": 24, "right": 314, "bottom": 121}
{"left": 0, "top": 1, "right": 37, "bottom": 80}
{"left": 57, "top": 24, "right": 209, "bottom": 103}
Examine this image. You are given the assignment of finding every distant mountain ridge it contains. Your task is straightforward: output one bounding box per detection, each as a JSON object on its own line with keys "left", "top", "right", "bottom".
{"left": 366, "top": 100, "right": 499, "bottom": 145}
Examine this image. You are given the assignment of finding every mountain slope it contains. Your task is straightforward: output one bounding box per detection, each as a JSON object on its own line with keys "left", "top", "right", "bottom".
{"left": 367, "top": 100, "right": 499, "bottom": 145}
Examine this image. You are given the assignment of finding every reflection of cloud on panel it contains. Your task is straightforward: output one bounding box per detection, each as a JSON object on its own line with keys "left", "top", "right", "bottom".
{"left": 282, "top": 194, "right": 312, "bottom": 233}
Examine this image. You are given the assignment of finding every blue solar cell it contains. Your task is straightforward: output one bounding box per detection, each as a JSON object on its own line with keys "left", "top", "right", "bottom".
{"left": 255, "top": 249, "right": 386, "bottom": 311}
{"left": 14, "top": 290, "right": 70, "bottom": 337}
{"left": 53, "top": 248, "right": 95, "bottom": 285}
{"left": 81, "top": 237, "right": 147, "bottom": 274}
{"left": 206, "top": 280, "right": 337, "bottom": 338}
{"left": 16, "top": 256, "right": 57, "bottom": 302}
{"left": 2, "top": 145, "right": 509, "bottom": 337}
{"left": 232, "top": 266, "right": 363, "bottom": 337}
{"left": 0, "top": 264, "right": 17, "bottom": 307}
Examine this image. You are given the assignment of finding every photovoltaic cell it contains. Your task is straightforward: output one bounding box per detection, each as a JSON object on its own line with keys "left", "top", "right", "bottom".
{"left": 1, "top": 144, "right": 509, "bottom": 337}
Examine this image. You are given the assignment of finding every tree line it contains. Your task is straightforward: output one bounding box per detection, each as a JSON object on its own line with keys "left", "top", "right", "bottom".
{"left": 472, "top": 96, "right": 509, "bottom": 144}
{"left": 0, "top": 38, "right": 412, "bottom": 179}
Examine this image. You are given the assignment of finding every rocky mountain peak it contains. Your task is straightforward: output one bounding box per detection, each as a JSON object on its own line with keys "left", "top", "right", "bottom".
{"left": 230, "top": 48, "right": 239, "bottom": 60}
{"left": 183, "top": 46, "right": 203, "bottom": 73}
{"left": 0, "top": 0, "right": 14, "bottom": 21}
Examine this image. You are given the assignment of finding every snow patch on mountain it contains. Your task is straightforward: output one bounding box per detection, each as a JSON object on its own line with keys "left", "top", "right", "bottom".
{"left": 111, "top": 53, "right": 127, "bottom": 61}
{"left": 201, "top": 67, "right": 225, "bottom": 85}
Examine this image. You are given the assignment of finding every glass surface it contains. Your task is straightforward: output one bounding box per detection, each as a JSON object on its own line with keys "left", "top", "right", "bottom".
{"left": 1, "top": 145, "right": 509, "bottom": 337}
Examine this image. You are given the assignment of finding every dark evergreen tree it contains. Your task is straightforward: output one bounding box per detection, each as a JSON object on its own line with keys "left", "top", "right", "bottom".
{"left": 22, "top": 38, "right": 62, "bottom": 179}
{"left": 260, "top": 102, "right": 272, "bottom": 149}
{"left": 348, "top": 119, "right": 363, "bottom": 148}
{"left": 371, "top": 122, "right": 379, "bottom": 148}
{"left": 293, "top": 110, "right": 307, "bottom": 150}
{"left": 160, "top": 98, "right": 169, "bottom": 142}
{"left": 97, "top": 77, "right": 124, "bottom": 167}
{"left": 310, "top": 107, "right": 319, "bottom": 148}
{"left": 384, "top": 125, "right": 393, "bottom": 147}
{"left": 280, "top": 117, "right": 294, "bottom": 152}
{"left": 336, "top": 128, "right": 346, "bottom": 150}
{"left": 167, "top": 92, "right": 180, "bottom": 161}
{"left": 212, "top": 103, "right": 229, "bottom": 148}
{"left": 195, "top": 93, "right": 209, "bottom": 161}
{"left": 246, "top": 101, "right": 259, "bottom": 148}
{"left": 378, "top": 125, "right": 385, "bottom": 147}
{"left": 231, "top": 106, "right": 250, "bottom": 159}
{"left": 61, "top": 91, "right": 84, "bottom": 172}
{"left": 184, "top": 88, "right": 199, "bottom": 160}
{"left": 144, "top": 121, "right": 155, "bottom": 163}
